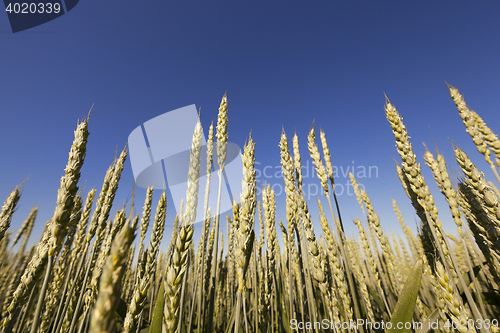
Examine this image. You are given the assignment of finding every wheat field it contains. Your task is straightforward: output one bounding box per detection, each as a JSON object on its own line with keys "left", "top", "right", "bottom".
{"left": 0, "top": 84, "right": 499, "bottom": 333}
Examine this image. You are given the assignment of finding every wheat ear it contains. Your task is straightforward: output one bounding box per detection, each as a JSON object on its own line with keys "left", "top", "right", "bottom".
{"left": 0, "top": 188, "right": 21, "bottom": 245}
{"left": 448, "top": 84, "right": 500, "bottom": 184}
{"left": 386, "top": 98, "right": 455, "bottom": 279}
{"left": 4, "top": 117, "right": 88, "bottom": 330}
{"left": 137, "top": 186, "right": 154, "bottom": 276}
{"left": 163, "top": 118, "right": 202, "bottom": 333}
{"left": 317, "top": 199, "right": 345, "bottom": 323}
{"left": 14, "top": 206, "right": 37, "bottom": 256}
{"left": 206, "top": 94, "right": 229, "bottom": 332}
{"left": 39, "top": 195, "right": 83, "bottom": 333}
{"left": 233, "top": 136, "right": 257, "bottom": 333}
{"left": 123, "top": 191, "right": 166, "bottom": 333}
{"left": 89, "top": 223, "right": 135, "bottom": 333}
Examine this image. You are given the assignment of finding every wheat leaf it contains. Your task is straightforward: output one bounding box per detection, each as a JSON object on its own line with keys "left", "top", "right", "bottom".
{"left": 149, "top": 282, "right": 165, "bottom": 333}
{"left": 388, "top": 259, "right": 423, "bottom": 333}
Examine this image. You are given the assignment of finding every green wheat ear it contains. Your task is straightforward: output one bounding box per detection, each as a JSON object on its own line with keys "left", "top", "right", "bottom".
{"left": 388, "top": 258, "right": 423, "bottom": 333}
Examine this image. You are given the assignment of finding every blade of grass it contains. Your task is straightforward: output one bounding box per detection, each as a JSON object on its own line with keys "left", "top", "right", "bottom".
{"left": 149, "top": 279, "right": 165, "bottom": 333}
{"left": 388, "top": 259, "right": 423, "bottom": 333}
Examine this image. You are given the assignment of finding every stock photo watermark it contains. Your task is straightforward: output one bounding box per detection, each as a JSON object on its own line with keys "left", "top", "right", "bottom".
{"left": 128, "top": 104, "right": 243, "bottom": 225}
{"left": 128, "top": 105, "right": 379, "bottom": 224}
{"left": 3, "top": 1, "right": 80, "bottom": 32}
{"left": 290, "top": 319, "right": 500, "bottom": 332}
{"left": 255, "top": 160, "right": 378, "bottom": 200}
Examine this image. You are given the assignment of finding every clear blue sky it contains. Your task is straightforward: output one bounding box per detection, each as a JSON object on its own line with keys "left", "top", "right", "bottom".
{"left": 1, "top": 1, "right": 500, "bottom": 252}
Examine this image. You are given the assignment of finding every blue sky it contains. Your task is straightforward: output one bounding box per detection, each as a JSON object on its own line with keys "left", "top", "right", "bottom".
{"left": 1, "top": 1, "right": 500, "bottom": 253}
